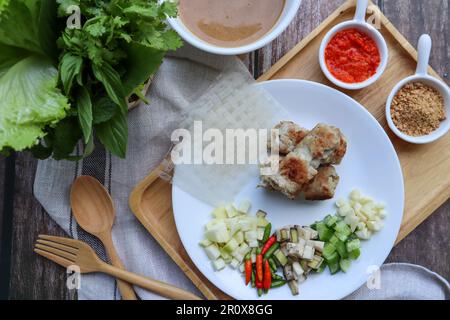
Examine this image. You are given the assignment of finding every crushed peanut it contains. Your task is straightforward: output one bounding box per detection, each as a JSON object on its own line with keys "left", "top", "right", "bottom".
{"left": 391, "top": 82, "right": 446, "bottom": 136}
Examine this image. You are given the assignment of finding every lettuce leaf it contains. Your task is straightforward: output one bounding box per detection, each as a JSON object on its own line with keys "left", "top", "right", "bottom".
{"left": 0, "top": 53, "right": 69, "bottom": 150}
{"left": 0, "top": 0, "right": 68, "bottom": 151}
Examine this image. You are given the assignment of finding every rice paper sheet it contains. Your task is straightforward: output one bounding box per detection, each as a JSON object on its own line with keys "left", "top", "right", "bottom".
{"left": 167, "top": 65, "right": 288, "bottom": 206}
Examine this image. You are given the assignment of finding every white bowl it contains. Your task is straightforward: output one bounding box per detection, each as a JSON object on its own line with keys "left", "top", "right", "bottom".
{"left": 166, "top": 0, "right": 302, "bottom": 55}
{"left": 386, "top": 35, "right": 450, "bottom": 144}
{"left": 319, "top": 0, "right": 388, "bottom": 90}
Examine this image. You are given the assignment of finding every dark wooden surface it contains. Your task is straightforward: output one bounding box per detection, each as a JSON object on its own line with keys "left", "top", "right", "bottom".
{"left": 0, "top": 0, "right": 448, "bottom": 300}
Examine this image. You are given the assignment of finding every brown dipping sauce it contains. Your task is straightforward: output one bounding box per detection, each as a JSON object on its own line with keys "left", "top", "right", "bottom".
{"left": 179, "top": 0, "right": 285, "bottom": 47}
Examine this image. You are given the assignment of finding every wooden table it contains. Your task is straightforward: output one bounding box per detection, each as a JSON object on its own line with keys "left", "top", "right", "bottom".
{"left": 0, "top": 0, "right": 448, "bottom": 299}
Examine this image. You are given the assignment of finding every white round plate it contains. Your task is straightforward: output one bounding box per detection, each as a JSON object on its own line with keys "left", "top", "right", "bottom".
{"left": 172, "top": 80, "right": 404, "bottom": 300}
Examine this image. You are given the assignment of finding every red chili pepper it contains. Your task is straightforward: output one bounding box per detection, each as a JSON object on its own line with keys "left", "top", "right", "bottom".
{"left": 256, "top": 252, "right": 263, "bottom": 283}
{"left": 255, "top": 278, "right": 263, "bottom": 289}
{"left": 245, "top": 259, "right": 252, "bottom": 285}
{"left": 263, "top": 260, "right": 272, "bottom": 291}
{"left": 261, "top": 235, "right": 277, "bottom": 255}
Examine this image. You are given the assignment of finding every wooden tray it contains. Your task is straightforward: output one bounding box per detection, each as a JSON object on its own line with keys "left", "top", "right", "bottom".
{"left": 129, "top": 0, "right": 450, "bottom": 300}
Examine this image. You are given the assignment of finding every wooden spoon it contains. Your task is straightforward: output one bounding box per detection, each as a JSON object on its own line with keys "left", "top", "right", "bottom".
{"left": 70, "top": 176, "right": 137, "bottom": 300}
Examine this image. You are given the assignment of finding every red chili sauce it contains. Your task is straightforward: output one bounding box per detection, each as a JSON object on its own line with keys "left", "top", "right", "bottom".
{"left": 325, "top": 28, "right": 381, "bottom": 83}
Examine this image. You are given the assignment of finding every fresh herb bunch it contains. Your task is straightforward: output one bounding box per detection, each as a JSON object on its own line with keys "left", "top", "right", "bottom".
{"left": 0, "top": 0, "right": 182, "bottom": 160}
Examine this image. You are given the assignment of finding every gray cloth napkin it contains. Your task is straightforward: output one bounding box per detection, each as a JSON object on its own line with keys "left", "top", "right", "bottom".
{"left": 34, "top": 45, "right": 449, "bottom": 300}
{"left": 346, "top": 263, "right": 449, "bottom": 300}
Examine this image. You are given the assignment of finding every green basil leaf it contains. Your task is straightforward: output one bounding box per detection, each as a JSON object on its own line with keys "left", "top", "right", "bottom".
{"left": 76, "top": 86, "right": 93, "bottom": 143}
{"left": 92, "top": 96, "right": 118, "bottom": 124}
{"left": 82, "top": 132, "right": 95, "bottom": 158}
{"left": 95, "top": 111, "right": 127, "bottom": 158}
{"left": 38, "top": 0, "right": 59, "bottom": 61}
{"left": 92, "top": 62, "right": 128, "bottom": 114}
{"left": 59, "top": 53, "right": 83, "bottom": 95}
{"left": 122, "top": 41, "right": 164, "bottom": 96}
{"left": 30, "top": 142, "right": 53, "bottom": 160}
{"left": 51, "top": 117, "right": 82, "bottom": 160}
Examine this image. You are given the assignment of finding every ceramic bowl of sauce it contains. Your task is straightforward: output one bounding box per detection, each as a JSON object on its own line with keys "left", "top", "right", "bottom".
{"left": 319, "top": 0, "right": 388, "bottom": 90}
{"left": 166, "top": 0, "right": 302, "bottom": 55}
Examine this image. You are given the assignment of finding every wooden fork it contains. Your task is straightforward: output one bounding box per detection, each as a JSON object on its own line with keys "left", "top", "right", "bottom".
{"left": 34, "top": 235, "right": 202, "bottom": 300}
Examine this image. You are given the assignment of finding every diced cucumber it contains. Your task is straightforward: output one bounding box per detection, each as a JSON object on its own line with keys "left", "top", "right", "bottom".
{"left": 339, "top": 259, "right": 351, "bottom": 272}
{"left": 256, "top": 227, "right": 265, "bottom": 241}
{"left": 329, "top": 235, "right": 339, "bottom": 245}
{"left": 316, "top": 223, "right": 333, "bottom": 241}
{"left": 335, "top": 240, "right": 348, "bottom": 259}
{"left": 346, "top": 239, "right": 361, "bottom": 252}
{"left": 238, "top": 200, "right": 251, "bottom": 214}
{"left": 212, "top": 207, "right": 227, "bottom": 219}
{"left": 335, "top": 231, "right": 349, "bottom": 242}
{"left": 347, "top": 233, "right": 358, "bottom": 241}
{"left": 328, "top": 261, "right": 340, "bottom": 274}
{"left": 334, "top": 221, "right": 351, "bottom": 236}
{"left": 205, "top": 222, "right": 230, "bottom": 243}
{"left": 273, "top": 249, "right": 288, "bottom": 266}
{"left": 223, "top": 238, "right": 239, "bottom": 254}
{"left": 199, "top": 239, "right": 212, "bottom": 247}
{"left": 324, "top": 215, "right": 338, "bottom": 227}
{"left": 348, "top": 248, "right": 361, "bottom": 260}
{"left": 204, "top": 244, "right": 221, "bottom": 260}
{"left": 212, "top": 258, "right": 226, "bottom": 271}
{"left": 322, "top": 242, "right": 336, "bottom": 259}
{"left": 324, "top": 251, "right": 339, "bottom": 265}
